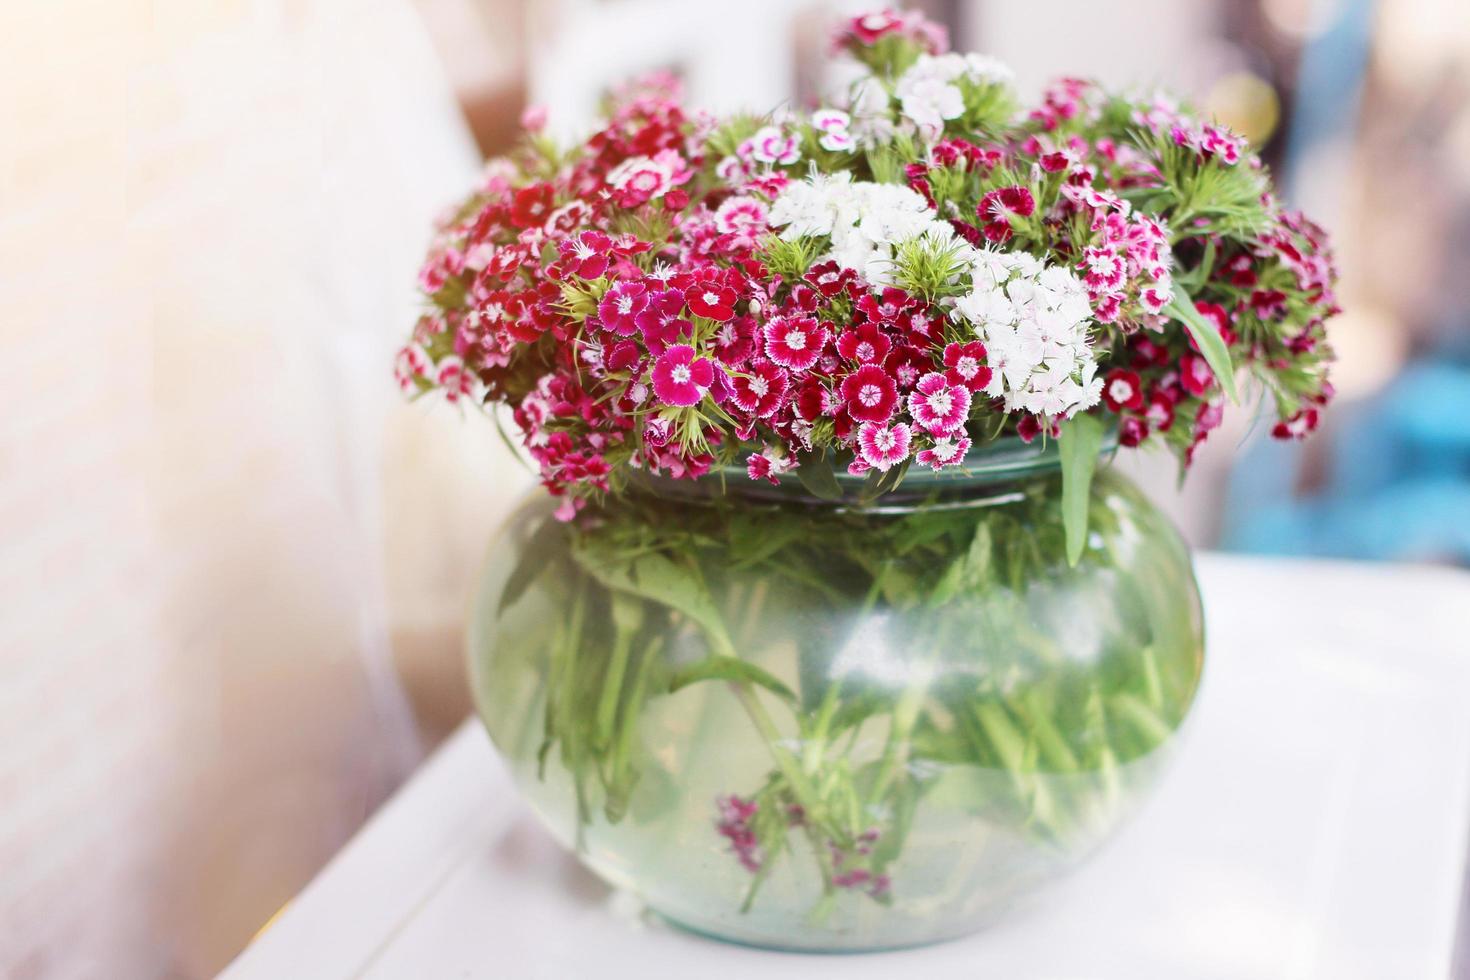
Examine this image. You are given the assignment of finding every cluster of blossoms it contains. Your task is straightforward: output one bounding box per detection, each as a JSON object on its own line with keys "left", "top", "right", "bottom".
{"left": 401, "top": 6, "right": 1339, "bottom": 515}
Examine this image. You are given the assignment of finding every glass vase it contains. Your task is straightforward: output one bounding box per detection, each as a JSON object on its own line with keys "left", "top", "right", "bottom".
{"left": 468, "top": 439, "right": 1204, "bottom": 951}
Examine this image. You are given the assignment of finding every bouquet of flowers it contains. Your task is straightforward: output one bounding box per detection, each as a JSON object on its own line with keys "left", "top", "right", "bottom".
{"left": 404, "top": 6, "right": 1339, "bottom": 937}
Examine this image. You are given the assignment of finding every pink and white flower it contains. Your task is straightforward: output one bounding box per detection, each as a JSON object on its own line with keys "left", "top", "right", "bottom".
{"left": 858, "top": 421, "right": 912, "bottom": 471}
{"left": 434, "top": 356, "right": 479, "bottom": 404}
{"left": 907, "top": 372, "right": 971, "bottom": 434}
{"left": 811, "top": 109, "right": 855, "bottom": 153}
{"left": 394, "top": 343, "right": 433, "bottom": 394}
{"left": 652, "top": 344, "right": 716, "bottom": 407}
{"left": 747, "top": 126, "right": 802, "bottom": 166}
{"left": 916, "top": 434, "right": 971, "bottom": 470}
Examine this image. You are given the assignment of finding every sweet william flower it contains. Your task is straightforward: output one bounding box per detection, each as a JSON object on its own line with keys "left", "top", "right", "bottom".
{"left": 908, "top": 372, "right": 972, "bottom": 434}
{"left": 858, "top": 421, "right": 912, "bottom": 471}
{"left": 943, "top": 340, "right": 991, "bottom": 392}
{"left": 510, "top": 183, "right": 555, "bottom": 229}
{"left": 836, "top": 324, "right": 893, "bottom": 365}
{"left": 1102, "top": 369, "right": 1144, "bottom": 412}
{"left": 916, "top": 433, "right": 970, "bottom": 470}
{"left": 729, "top": 359, "right": 789, "bottom": 417}
{"left": 652, "top": 344, "right": 716, "bottom": 407}
{"left": 1179, "top": 354, "right": 1215, "bottom": 397}
{"left": 748, "top": 126, "right": 801, "bottom": 166}
{"left": 686, "top": 282, "right": 739, "bottom": 322}
{"left": 977, "top": 186, "right": 1035, "bottom": 243}
{"left": 763, "top": 315, "right": 828, "bottom": 372}
{"left": 393, "top": 343, "right": 433, "bottom": 394}
{"left": 842, "top": 364, "right": 899, "bottom": 423}
{"left": 1118, "top": 416, "right": 1149, "bottom": 447}
{"left": 598, "top": 281, "right": 648, "bottom": 335}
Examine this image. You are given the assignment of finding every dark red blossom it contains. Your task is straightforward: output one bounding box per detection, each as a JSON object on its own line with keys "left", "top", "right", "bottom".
{"left": 510, "top": 183, "right": 555, "bottom": 229}
{"left": 977, "top": 186, "right": 1036, "bottom": 242}
{"left": 841, "top": 365, "right": 899, "bottom": 424}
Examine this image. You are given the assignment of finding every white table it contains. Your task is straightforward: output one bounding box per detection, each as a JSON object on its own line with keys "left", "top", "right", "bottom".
{"left": 223, "top": 555, "right": 1470, "bottom": 979}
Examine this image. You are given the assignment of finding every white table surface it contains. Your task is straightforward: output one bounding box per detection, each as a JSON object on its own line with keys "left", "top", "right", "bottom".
{"left": 222, "top": 554, "right": 1470, "bottom": 980}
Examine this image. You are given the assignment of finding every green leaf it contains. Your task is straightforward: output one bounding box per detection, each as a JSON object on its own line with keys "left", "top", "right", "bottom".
{"left": 1058, "top": 413, "right": 1104, "bottom": 567}
{"left": 667, "top": 655, "right": 797, "bottom": 705}
{"left": 794, "top": 451, "right": 844, "bottom": 501}
{"left": 1166, "top": 290, "right": 1239, "bottom": 403}
{"left": 497, "top": 519, "right": 566, "bottom": 613}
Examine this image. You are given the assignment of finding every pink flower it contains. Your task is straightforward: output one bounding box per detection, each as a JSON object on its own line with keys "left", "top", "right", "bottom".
{"left": 763, "top": 315, "right": 828, "bottom": 371}
{"left": 519, "top": 104, "right": 549, "bottom": 132}
{"left": 977, "top": 186, "right": 1036, "bottom": 243}
{"left": 713, "top": 315, "right": 758, "bottom": 367}
{"left": 729, "top": 359, "right": 789, "bottom": 417}
{"left": 747, "top": 126, "right": 801, "bottom": 166}
{"left": 652, "top": 344, "right": 716, "bottom": 407}
{"left": 746, "top": 447, "right": 795, "bottom": 485}
{"left": 394, "top": 343, "right": 433, "bottom": 393}
{"left": 841, "top": 365, "right": 899, "bottom": 424}
{"left": 1179, "top": 354, "right": 1215, "bottom": 397}
{"left": 635, "top": 287, "right": 687, "bottom": 350}
{"left": 907, "top": 372, "right": 971, "bottom": 434}
{"left": 434, "top": 356, "right": 478, "bottom": 404}
{"left": 1102, "top": 369, "right": 1144, "bottom": 412}
{"left": 804, "top": 261, "right": 856, "bottom": 298}
{"left": 598, "top": 280, "right": 648, "bottom": 336}
{"left": 685, "top": 282, "right": 739, "bottom": 322}
{"left": 714, "top": 197, "right": 770, "bottom": 240}
{"left": 916, "top": 434, "right": 971, "bottom": 470}
{"left": 836, "top": 324, "right": 892, "bottom": 365}
{"left": 811, "top": 109, "right": 855, "bottom": 152}
{"left": 715, "top": 795, "right": 764, "bottom": 873}
{"left": 858, "top": 421, "right": 912, "bottom": 471}
{"left": 943, "top": 341, "right": 991, "bottom": 392}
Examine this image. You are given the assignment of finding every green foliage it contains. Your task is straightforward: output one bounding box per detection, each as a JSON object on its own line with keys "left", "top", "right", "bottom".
{"left": 1058, "top": 413, "right": 1104, "bottom": 567}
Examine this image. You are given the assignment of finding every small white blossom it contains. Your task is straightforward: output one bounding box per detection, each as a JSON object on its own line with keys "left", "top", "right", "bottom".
{"left": 953, "top": 250, "right": 1102, "bottom": 419}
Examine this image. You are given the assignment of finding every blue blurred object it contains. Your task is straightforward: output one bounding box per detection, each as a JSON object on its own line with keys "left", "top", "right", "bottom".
{"left": 1222, "top": 349, "right": 1470, "bottom": 565}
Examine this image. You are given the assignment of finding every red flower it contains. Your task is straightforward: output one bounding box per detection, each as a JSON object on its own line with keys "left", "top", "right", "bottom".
{"left": 1118, "top": 417, "right": 1150, "bottom": 447}
{"left": 977, "top": 186, "right": 1036, "bottom": 243}
{"left": 762, "top": 316, "right": 828, "bottom": 372}
{"left": 804, "top": 261, "right": 856, "bottom": 298}
{"left": 1272, "top": 408, "right": 1320, "bottom": 440}
{"left": 685, "top": 282, "right": 738, "bottom": 321}
{"left": 511, "top": 183, "right": 555, "bottom": 229}
{"left": 1180, "top": 354, "right": 1215, "bottom": 397}
{"left": 841, "top": 365, "right": 899, "bottom": 424}
{"left": 1102, "top": 369, "right": 1144, "bottom": 412}
{"left": 729, "top": 359, "right": 789, "bottom": 417}
{"left": 943, "top": 341, "right": 991, "bottom": 392}
{"left": 1144, "top": 391, "right": 1176, "bottom": 432}
{"left": 1193, "top": 301, "right": 1237, "bottom": 345}
{"left": 836, "top": 324, "right": 893, "bottom": 365}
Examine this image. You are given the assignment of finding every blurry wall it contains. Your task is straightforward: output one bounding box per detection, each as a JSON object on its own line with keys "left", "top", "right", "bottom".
{"left": 0, "top": 1, "right": 525, "bottom": 976}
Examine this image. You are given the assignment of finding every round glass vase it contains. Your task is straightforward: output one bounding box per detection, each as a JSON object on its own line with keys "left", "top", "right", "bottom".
{"left": 468, "top": 439, "right": 1204, "bottom": 952}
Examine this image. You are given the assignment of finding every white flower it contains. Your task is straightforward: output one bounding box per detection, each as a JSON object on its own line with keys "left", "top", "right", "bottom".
{"left": 953, "top": 250, "right": 1101, "bottom": 418}
{"left": 893, "top": 53, "right": 1015, "bottom": 137}
{"left": 770, "top": 175, "right": 961, "bottom": 287}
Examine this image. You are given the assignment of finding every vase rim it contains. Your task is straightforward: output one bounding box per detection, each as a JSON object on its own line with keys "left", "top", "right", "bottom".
{"left": 627, "top": 431, "right": 1119, "bottom": 509}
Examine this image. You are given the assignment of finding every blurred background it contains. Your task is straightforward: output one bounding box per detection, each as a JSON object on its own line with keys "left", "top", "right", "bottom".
{"left": 1, "top": 0, "right": 1467, "bottom": 976}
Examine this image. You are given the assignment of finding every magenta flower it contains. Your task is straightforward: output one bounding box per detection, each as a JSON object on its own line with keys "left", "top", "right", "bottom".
{"left": 652, "top": 344, "right": 716, "bottom": 407}
{"left": 916, "top": 434, "right": 971, "bottom": 470}
{"left": 943, "top": 341, "right": 991, "bottom": 393}
{"left": 763, "top": 316, "right": 828, "bottom": 372}
{"left": 1119, "top": 417, "right": 1149, "bottom": 447}
{"left": 907, "top": 372, "right": 971, "bottom": 434}
{"left": 598, "top": 281, "right": 648, "bottom": 336}
{"left": 729, "top": 359, "right": 789, "bottom": 418}
{"left": 858, "top": 421, "right": 912, "bottom": 471}
{"left": 841, "top": 365, "right": 899, "bottom": 424}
